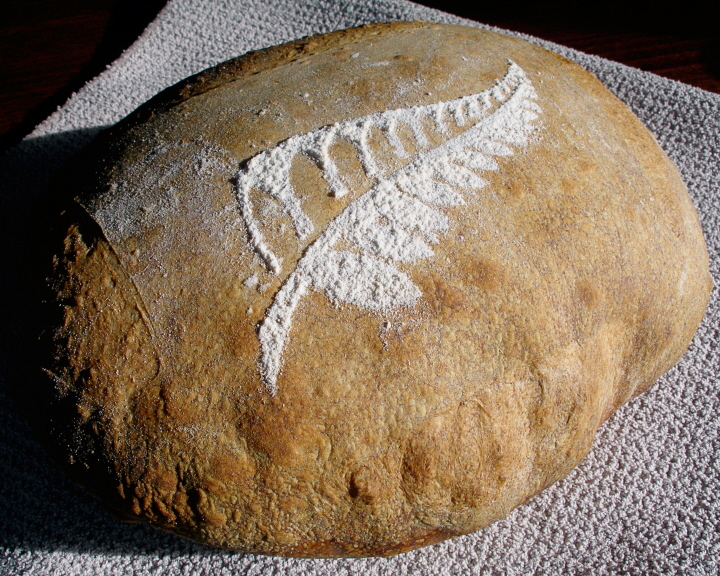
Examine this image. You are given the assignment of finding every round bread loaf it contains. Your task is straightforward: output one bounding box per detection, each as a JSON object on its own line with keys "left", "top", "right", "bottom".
{"left": 35, "top": 21, "right": 711, "bottom": 557}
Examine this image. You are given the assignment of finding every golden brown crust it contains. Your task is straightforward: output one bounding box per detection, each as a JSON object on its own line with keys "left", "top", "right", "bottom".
{"left": 105, "top": 22, "right": 429, "bottom": 139}
{"left": 35, "top": 22, "right": 712, "bottom": 557}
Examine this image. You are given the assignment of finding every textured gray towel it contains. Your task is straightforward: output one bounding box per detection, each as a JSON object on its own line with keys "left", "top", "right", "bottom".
{"left": 1, "top": 0, "right": 718, "bottom": 574}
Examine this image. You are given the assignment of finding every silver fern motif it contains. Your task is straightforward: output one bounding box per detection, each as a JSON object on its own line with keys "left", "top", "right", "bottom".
{"left": 235, "top": 61, "right": 541, "bottom": 394}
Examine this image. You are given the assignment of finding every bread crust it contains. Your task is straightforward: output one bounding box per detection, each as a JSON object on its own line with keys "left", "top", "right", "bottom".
{"left": 35, "top": 22, "right": 712, "bottom": 557}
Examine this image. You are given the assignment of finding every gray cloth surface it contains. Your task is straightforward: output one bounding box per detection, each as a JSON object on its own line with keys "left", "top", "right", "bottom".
{"left": 1, "top": 0, "right": 718, "bottom": 574}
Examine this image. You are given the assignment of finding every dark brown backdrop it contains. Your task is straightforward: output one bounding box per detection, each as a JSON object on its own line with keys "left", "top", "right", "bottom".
{"left": 1, "top": 0, "right": 717, "bottom": 152}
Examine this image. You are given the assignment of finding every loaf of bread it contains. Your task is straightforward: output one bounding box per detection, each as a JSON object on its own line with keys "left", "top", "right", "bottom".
{"left": 34, "top": 21, "right": 711, "bottom": 557}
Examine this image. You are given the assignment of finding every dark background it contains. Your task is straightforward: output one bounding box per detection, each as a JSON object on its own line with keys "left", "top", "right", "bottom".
{"left": 1, "top": 0, "right": 718, "bottom": 152}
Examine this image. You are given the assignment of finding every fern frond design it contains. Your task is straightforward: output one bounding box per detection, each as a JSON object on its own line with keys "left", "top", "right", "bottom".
{"left": 235, "top": 62, "right": 541, "bottom": 394}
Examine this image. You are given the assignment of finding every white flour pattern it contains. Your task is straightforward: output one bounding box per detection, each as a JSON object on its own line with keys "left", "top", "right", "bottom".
{"left": 235, "top": 62, "right": 541, "bottom": 394}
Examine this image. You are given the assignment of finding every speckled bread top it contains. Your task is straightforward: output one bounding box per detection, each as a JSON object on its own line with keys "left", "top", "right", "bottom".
{"left": 35, "top": 21, "right": 711, "bottom": 557}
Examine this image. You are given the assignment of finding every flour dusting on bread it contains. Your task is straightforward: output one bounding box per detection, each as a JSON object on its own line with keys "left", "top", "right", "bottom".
{"left": 236, "top": 62, "right": 542, "bottom": 393}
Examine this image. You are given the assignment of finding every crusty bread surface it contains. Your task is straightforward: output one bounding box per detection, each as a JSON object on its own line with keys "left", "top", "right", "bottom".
{"left": 36, "top": 21, "right": 712, "bottom": 557}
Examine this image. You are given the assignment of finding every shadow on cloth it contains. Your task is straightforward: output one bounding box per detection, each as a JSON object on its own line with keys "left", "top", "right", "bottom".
{"left": 0, "top": 129, "right": 238, "bottom": 557}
